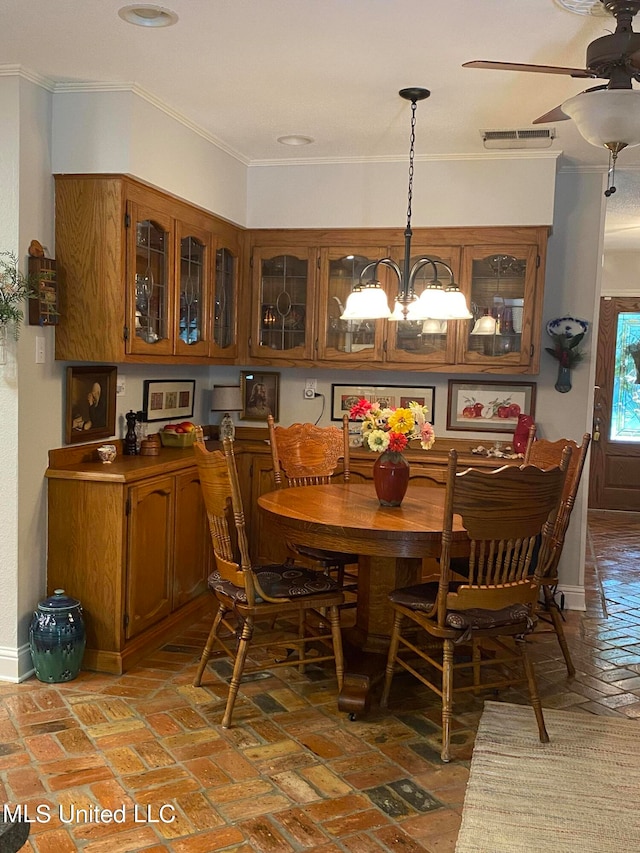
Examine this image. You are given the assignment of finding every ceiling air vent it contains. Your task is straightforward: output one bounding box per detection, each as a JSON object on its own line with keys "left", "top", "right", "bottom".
{"left": 481, "top": 128, "right": 557, "bottom": 149}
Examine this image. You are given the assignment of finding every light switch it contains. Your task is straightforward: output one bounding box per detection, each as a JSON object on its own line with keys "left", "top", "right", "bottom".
{"left": 35, "top": 336, "right": 45, "bottom": 364}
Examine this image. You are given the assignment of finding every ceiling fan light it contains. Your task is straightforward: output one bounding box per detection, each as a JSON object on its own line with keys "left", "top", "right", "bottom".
{"left": 562, "top": 90, "right": 640, "bottom": 148}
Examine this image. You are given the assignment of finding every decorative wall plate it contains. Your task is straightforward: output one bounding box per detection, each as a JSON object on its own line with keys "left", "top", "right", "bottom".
{"left": 546, "top": 316, "right": 589, "bottom": 338}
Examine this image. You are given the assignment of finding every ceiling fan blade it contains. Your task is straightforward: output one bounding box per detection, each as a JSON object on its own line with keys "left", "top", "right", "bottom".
{"left": 463, "top": 60, "right": 592, "bottom": 79}
{"left": 532, "top": 85, "right": 609, "bottom": 124}
{"left": 532, "top": 104, "right": 570, "bottom": 124}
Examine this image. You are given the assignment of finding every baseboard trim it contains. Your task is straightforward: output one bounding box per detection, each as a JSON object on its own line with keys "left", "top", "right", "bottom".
{"left": 0, "top": 643, "right": 35, "bottom": 683}
{"left": 558, "top": 585, "right": 586, "bottom": 612}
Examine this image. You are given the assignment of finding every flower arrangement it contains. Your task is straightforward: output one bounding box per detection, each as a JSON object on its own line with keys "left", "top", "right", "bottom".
{"left": 348, "top": 398, "right": 435, "bottom": 456}
{"left": 545, "top": 331, "right": 584, "bottom": 368}
{"left": 0, "top": 252, "right": 36, "bottom": 339}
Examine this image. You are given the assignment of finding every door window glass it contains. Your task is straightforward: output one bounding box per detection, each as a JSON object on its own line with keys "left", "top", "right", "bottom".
{"left": 611, "top": 312, "right": 640, "bottom": 441}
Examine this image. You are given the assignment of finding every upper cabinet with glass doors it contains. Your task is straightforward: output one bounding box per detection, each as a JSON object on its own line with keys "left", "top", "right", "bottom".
{"left": 246, "top": 226, "right": 548, "bottom": 374}
{"left": 249, "top": 248, "right": 315, "bottom": 361}
{"left": 128, "top": 200, "right": 175, "bottom": 357}
{"left": 457, "top": 245, "right": 541, "bottom": 370}
{"left": 54, "top": 175, "right": 241, "bottom": 364}
{"left": 316, "top": 247, "right": 387, "bottom": 363}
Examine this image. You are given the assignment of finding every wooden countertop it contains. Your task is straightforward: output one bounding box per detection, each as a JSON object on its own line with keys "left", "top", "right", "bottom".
{"left": 45, "top": 429, "right": 519, "bottom": 483}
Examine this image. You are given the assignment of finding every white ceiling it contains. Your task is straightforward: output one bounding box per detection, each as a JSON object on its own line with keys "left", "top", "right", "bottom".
{"left": 2, "top": 0, "right": 640, "bottom": 245}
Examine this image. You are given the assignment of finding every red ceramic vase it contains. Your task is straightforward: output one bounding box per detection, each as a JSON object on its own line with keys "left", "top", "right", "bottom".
{"left": 373, "top": 451, "right": 410, "bottom": 507}
{"left": 513, "top": 413, "right": 534, "bottom": 455}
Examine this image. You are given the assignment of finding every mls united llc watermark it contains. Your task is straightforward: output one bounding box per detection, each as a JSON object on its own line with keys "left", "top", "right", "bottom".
{"left": 3, "top": 803, "right": 176, "bottom": 824}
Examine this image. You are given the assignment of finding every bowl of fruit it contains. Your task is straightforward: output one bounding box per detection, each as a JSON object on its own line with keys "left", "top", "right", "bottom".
{"left": 159, "top": 421, "right": 197, "bottom": 447}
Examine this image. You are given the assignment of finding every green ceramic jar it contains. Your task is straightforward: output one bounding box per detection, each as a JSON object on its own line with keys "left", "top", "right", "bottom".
{"left": 29, "top": 589, "right": 86, "bottom": 682}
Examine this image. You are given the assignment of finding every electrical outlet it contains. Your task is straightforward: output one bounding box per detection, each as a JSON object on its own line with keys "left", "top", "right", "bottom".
{"left": 35, "top": 336, "right": 46, "bottom": 364}
{"left": 304, "top": 378, "right": 317, "bottom": 399}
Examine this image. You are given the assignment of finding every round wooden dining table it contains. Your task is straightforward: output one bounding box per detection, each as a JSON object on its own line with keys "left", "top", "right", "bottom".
{"left": 258, "top": 482, "right": 468, "bottom": 716}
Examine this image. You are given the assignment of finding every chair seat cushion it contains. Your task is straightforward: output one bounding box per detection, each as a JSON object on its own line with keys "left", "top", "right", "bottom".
{"left": 295, "top": 545, "right": 358, "bottom": 566}
{"left": 389, "top": 582, "right": 532, "bottom": 632}
{"left": 208, "top": 563, "right": 340, "bottom": 604}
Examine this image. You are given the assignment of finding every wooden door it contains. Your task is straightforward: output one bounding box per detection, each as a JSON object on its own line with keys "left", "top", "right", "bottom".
{"left": 126, "top": 476, "right": 174, "bottom": 638}
{"left": 589, "top": 296, "right": 640, "bottom": 510}
{"left": 173, "top": 469, "right": 211, "bottom": 608}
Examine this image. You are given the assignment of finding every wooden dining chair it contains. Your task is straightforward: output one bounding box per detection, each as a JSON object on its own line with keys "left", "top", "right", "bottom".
{"left": 267, "top": 414, "right": 359, "bottom": 603}
{"left": 380, "top": 448, "right": 570, "bottom": 762}
{"left": 191, "top": 428, "right": 344, "bottom": 727}
{"left": 524, "top": 431, "right": 592, "bottom": 676}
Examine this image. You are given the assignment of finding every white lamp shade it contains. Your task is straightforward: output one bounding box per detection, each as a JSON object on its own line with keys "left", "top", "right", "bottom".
{"left": 422, "top": 318, "right": 447, "bottom": 334}
{"left": 562, "top": 90, "right": 640, "bottom": 149}
{"left": 340, "top": 283, "right": 392, "bottom": 320}
{"left": 470, "top": 314, "right": 499, "bottom": 335}
{"left": 412, "top": 285, "right": 449, "bottom": 320}
{"left": 211, "top": 385, "right": 243, "bottom": 412}
{"left": 441, "top": 289, "right": 473, "bottom": 320}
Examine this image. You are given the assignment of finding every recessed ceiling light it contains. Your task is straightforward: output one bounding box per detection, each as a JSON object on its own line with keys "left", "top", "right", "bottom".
{"left": 277, "top": 135, "right": 314, "bottom": 146}
{"left": 118, "top": 5, "right": 178, "bottom": 27}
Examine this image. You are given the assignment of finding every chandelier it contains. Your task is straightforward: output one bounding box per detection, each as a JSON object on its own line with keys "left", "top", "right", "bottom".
{"left": 340, "top": 88, "right": 472, "bottom": 322}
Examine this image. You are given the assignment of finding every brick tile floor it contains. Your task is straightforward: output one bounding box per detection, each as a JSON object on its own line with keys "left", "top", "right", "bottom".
{"left": 3, "top": 509, "right": 639, "bottom": 852}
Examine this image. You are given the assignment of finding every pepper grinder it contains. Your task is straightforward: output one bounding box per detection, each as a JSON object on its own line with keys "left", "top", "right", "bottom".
{"left": 124, "top": 410, "right": 138, "bottom": 455}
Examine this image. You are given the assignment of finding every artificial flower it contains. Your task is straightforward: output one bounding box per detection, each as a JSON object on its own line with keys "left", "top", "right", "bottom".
{"left": 348, "top": 398, "right": 435, "bottom": 454}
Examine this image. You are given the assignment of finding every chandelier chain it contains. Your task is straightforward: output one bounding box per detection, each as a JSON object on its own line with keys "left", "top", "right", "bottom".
{"left": 406, "top": 100, "right": 417, "bottom": 232}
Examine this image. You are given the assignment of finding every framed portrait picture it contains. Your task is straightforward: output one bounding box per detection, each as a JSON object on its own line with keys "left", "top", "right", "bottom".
{"left": 65, "top": 365, "right": 117, "bottom": 444}
{"left": 240, "top": 371, "right": 280, "bottom": 421}
{"left": 447, "top": 380, "right": 536, "bottom": 433}
{"left": 331, "top": 384, "right": 435, "bottom": 423}
{"left": 142, "top": 379, "right": 196, "bottom": 422}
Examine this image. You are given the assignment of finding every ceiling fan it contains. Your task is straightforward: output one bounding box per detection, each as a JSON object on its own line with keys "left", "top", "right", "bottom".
{"left": 464, "top": 0, "right": 640, "bottom": 194}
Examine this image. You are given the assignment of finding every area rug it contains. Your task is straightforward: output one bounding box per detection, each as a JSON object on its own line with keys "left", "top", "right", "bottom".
{"left": 456, "top": 701, "right": 640, "bottom": 853}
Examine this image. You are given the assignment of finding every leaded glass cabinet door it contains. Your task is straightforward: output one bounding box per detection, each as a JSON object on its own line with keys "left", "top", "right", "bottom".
{"left": 127, "top": 203, "right": 174, "bottom": 356}
{"left": 385, "top": 246, "right": 460, "bottom": 365}
{"left": 174, "top": 220, "right": 210, "bottom": 357}
{"left": 210, "top": 244, "right": 238, "bottom": 359}
{"left": 250, "top": 248, "right": 314, "bottom": 360}
{"left": 316, "top": 248, "right": 386, "bottom": 362}
{"left": 458, "top": 246, "right": 539, "bottom": 369}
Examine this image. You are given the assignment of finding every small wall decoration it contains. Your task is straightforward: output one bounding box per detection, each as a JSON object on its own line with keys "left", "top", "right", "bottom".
{"left": 65, "top": 365, "right": 117, "bottom": 444}
{"left": 240, "top": 371, "right": 280, "bottom": 421}
{"left": 331, "top": 384, "right": 435, "bottom": 423}
{"left": 142, "top": 379, "right": 196, "bottom": 422}
{"left": 545, "top": 316, "right": 589, "bottom": 393}
{"left": 28, "top": 255, "right": 58, "bottom": 326}
{"left": 447, "top": 380, "right": 536, "bottom": 433}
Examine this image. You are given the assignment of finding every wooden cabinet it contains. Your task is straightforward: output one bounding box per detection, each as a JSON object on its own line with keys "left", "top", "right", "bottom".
{"left": 54, "top": 174, "right": 241, "bottom": 364}
{"left": 126, "top": 475, "right": 173, "bottom": 639}
{"left": 247, "top": 226, "right": 548, "bottom": 374}
{"left": 249, "top": 247, "right": 316, "bottom": 361}
{"left": 46, "top": 443, "right": 213, "bottom": 674}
